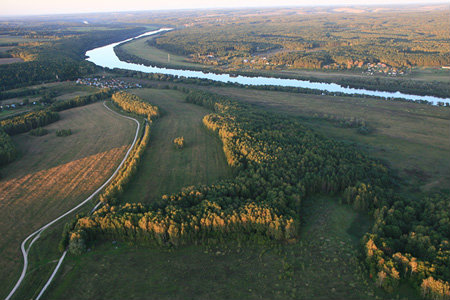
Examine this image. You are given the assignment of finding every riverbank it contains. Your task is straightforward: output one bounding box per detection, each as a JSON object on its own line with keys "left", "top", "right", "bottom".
{"left": 115, "top": 36, "right": 450, "bottom": 100}
{"left": 86, "top": 29, "right": 450, "bottom": 105}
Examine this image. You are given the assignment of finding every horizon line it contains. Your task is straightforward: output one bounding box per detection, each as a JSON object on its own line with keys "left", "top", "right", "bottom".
{"left": 1, "top": 1, "right": 448, "bottom": 18}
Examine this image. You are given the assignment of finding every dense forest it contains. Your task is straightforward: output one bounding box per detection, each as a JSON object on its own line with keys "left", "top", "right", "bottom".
{"left": 150, "top": 10, "right": 450, "bottom": 70}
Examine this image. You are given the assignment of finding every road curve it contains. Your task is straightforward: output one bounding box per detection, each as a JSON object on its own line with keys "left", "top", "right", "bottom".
{"left": 5, "top": 101, "right": 141, "bottom": 300}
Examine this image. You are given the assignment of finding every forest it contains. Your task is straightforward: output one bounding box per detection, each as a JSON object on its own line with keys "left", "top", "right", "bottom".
{"left": 149, "top": 10, "right": 450, "bottom": 70}
{"left": 0, "top": 26, "right": 146, "bottom": 90}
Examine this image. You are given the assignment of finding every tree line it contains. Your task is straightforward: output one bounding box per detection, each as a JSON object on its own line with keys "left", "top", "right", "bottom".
{"left": 51, "top": 89, "right": 112, "bottom": 111}
{"left": 111, "top": 91, "right": 160, "bottom": 121}
{"left": 0, "top": 109, "right": 60, "bottom": 135}
{"left": 0, "top": 128, "right": 17, "bottom": 167}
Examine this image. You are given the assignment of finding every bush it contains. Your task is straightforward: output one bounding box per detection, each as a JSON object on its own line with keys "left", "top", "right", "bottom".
{"left": 56, "top": 129, "right": 72, "bottom": 137}
{"left": 173, "top": 136, "right": 185, "bottom": 149}
{"left": 357, "top": 125, "right": 373, "bottom": 135}
{"left": 29, "top": 127, "right": 48, "bottom": 136}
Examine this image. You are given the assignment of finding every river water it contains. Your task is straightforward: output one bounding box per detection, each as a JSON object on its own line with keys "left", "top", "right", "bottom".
{"left": 86, "top": 28, "right": 450, "bottom": 105}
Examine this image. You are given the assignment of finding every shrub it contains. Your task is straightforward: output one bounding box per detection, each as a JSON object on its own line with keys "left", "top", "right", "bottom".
{"left": 29, "top": 127, "right": 48, "bottom": 136}
{"left": 56, "top": 129, "right": 72, "bottom": 137}
{"left": 173, "top": 136, "right": 185, "bottom": 149}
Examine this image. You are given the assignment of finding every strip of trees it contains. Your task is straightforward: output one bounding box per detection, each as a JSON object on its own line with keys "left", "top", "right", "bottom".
{"left": 111, "top": 91, "right": 160, "bottom": 121}
{"left": 0, "top": 109, "right": 59, "bottom": 135}
{"left": 51, "top": 89, "right": 112, "bottom": 112}
{"left": 0, "top": 128, "right": 17, "bottom": 167}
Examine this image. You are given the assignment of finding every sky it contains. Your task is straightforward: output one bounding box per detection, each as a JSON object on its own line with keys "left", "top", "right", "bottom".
{"left": 1, "top": 0, "right": 443, "bottom": 16}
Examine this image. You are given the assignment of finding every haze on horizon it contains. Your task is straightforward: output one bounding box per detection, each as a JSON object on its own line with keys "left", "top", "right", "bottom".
{"left": 1, "top": 0, "right": 445, "bottom": 16}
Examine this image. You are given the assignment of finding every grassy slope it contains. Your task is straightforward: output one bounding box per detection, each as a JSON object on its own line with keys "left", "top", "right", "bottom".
{"left": 0, "top": 102, "right": 136, "bottom": 298}
{"left": 44, "top": 196, "right": 404, "bottom": 300}
{"left": 202, "top": 87, "right": 450, "bottom": 190}
{"left": 121, "top": 88, "right": 231, "bottom": 203}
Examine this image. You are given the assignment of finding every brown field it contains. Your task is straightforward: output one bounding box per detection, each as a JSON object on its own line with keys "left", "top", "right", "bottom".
{"left": 0, "top": 102, "right": 136, "bottom": 298}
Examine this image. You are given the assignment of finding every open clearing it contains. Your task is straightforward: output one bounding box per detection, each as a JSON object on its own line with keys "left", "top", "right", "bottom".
{"left": 44, "top": 196, "right": 404, "bottom": 300}
{"left": 0, "top": 101, "right": 136, "bottom": 298}
{"left": 121, "top": 88, "right": 232, "bottom": 203}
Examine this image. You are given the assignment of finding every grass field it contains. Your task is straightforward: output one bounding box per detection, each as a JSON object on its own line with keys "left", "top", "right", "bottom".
{"left": 121, "top": 88, "right": 232, "bottom": 203}
{"left": 43, "top": 195, "right": 410, "bottom": 300}
{"left": 199, "top": 87, "right": 450, "bottom": 191}
{"left": 0, "top": 102, "right": 137, "bottom": 299}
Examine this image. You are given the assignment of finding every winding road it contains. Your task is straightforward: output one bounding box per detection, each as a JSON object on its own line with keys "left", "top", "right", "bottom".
{"left": 5, "top": 102, "right": 141, "bottom": 300}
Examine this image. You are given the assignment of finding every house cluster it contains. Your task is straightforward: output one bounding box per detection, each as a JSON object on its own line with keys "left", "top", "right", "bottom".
{"left": 364, "top": 63, "right": 407, "bottom": 76}
{"left": 76, "top": 77, "right": 142, "bottom": 89}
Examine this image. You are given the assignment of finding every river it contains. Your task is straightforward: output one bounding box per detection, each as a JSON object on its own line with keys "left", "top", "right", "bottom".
{"left": 86, "top": 28, "right": 450, "bottom": 105}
